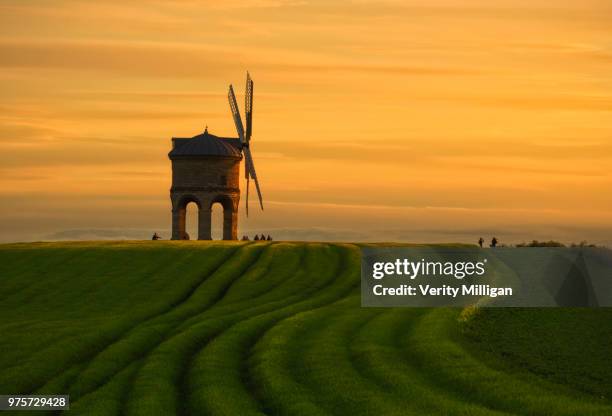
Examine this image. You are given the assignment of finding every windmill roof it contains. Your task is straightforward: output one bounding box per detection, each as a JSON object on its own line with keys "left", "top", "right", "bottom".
{"left": 169, "top": 131, "right": 242, "bottom": 159}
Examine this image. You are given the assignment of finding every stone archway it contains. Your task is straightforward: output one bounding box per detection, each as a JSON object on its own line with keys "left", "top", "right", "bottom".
{"left": 210, "top": 194, "right": 238, "bottom": 240}
{"left": 172, "top": 194, "right": 202, "bottom": 240}
{"left": 171, "top": 192, "right": 239, "bottom": 240}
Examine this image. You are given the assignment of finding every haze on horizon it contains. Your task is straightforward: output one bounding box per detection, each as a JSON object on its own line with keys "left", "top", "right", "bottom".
{"left": 1, "top": 0, "right": 611, "bottom": 245}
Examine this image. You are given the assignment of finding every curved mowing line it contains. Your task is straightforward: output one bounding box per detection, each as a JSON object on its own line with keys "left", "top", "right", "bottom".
{"left": 268, "top": 296, "right": 416, "bottom": 416}
{"left": 0, "top": 248, "right": 224, "bottom": 363}
{"left": 184, "top": 244, "right": 361, "bottom": 416}
{"left": 64, "top": 243, "right": 266, "bottom": 405}
{"left": 0, "top": 247, "right": 176, "bottom": 309}
{"left": 171, "top": 242, "right": 296, "bottom": 333}
{"left": 29, "top": 245, "right": 247, "bottom": 401}
{"left": 62, "top": 246, "right": 270, "bottom": 412}
{"left": 245, "top": 245, "right": 363, "bottom": 416}
{"left": 177, "top": 244, "right": 321, "bottom": 415}
{"left": 0, "top": 249, "right": 86, "bottom": 304}
{"left": 123, "top": 243, "right": 339, "bottom": 416}
{"left": 249, "top": 296, "right": 379, "bottom": 416}
{"left": 124, "top": 244, "right": 318, "bottom": 416}
{"left": 119, "top": 243, "right": 309, "bottom": 416}
{"left": 402, "top": 309, "right": 612, "bottom": 416}
{"left": 64, "top": 362, "right": 141, "bottom": 416}
{"left": 0, "top": 247, "right": 233, "bottom": 395}
{"left": 349, "top": 309, "right": 513, "bottom": 416}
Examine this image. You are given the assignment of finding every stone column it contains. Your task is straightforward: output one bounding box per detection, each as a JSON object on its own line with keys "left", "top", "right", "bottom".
{"left": 198, "top": 208, "right": 212, "bottom": 240}
{"left": 171, "top": 208, "right": 185, "bottom": 240}
{"left": 223, "top": 207, "right": 238, "bottom": 240}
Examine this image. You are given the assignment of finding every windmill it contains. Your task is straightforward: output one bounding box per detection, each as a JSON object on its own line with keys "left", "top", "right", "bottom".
{"left": 228, "top": 72, "right": 263, "bottom": 216}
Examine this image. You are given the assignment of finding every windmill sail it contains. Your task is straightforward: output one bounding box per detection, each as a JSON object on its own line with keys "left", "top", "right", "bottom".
{"left": 244, "top": 72, "right": 255, "bottom": 216}
{"left": 245, "top": 176, "right": 250, "bottom": 217}
{"left": 228, "top": 85, "right": 245, "bottom": 143}
{"left": 227, "top": 72, "right": 263, "bottom": 215}
{"left": 245, "top": 72, "right": 253, "bottom": 143}
{"left": 244, "top": 146, "right": 264, "bottom": 210}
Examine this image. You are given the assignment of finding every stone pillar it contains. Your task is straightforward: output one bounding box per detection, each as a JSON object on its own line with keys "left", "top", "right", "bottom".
{"left": 198, "top": 208, "right": 212, "bottom": 240}
{"left": 171, "top": 208, "right": 185, "bottom": 240}
{"left": 223, "top": 207, "right": 238, "bottom": 240}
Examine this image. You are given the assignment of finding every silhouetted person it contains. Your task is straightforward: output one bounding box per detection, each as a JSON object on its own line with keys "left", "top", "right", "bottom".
{"left": 267, "top": 235, "right": 272, "bottom": 241}
{"left": 152, "top": 232, "right": 161, "bottom": 240}
{"left": 490, "top": 237, "right": 498, "bottom": 248}
{"left": 254, "top": 235, "right": 260, "bottom": 241}
{"left": 241, "top": 235, "right": 249, "bottom": 241}
{"left": 260, "top": 233, "right": 266, "bottom": 241}
{"left": 478, "top": 237, "right": 484, "bottom": 248}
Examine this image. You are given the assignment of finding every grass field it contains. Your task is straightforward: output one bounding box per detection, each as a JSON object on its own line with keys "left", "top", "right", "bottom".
{"left": 0, "top": 241, "right": 610, "bottom": 415}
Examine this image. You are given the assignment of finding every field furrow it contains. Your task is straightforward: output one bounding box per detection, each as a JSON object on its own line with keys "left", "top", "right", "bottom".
{"left": 64, "top": 243, "right": 261, "bottom": 402}
{"left": 183, "top": 244, "right": 356, "bottom": 416}
{"left": 0, "top": 242, "right": 610, "bottom": 416}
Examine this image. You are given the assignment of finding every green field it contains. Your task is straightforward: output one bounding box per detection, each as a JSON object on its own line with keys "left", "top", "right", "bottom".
{"left": 0, "top": 241, "right": 610, "bottom": 415}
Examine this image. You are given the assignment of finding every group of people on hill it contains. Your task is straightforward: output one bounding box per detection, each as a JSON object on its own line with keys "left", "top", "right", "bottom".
{"left": 152, "top": 232, "right": 273, "bottom": 241}
{"left": 242, "top": 234, "right": 272, "bottom": 241}
{"left": 155, "top": 231, "right": 497, "bottom": 246}
{"left": 478, "top": 237, "right": 499, "bottom": 248}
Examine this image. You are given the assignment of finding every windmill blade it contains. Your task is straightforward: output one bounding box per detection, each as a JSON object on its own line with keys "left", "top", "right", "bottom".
{"left": 243, "top": 147, "right": 263, "bottom": 210}
{"left": 245, "top": 72, "right": 253, "bottom": 143}
{"left": 228, "top": 85, "right": 245, "bottom": 143}
{"left": 245, "top": 176, "right": 250, "bottom": 217}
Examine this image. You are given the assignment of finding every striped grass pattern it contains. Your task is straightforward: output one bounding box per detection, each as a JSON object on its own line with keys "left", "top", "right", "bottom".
{"left": 0, "top": 241, "right": 610, "bottom": 415}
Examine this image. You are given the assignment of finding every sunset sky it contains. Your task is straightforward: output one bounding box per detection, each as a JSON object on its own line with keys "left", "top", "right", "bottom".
{"left": 1, "top": 0, "right": 611, "bottom": 244}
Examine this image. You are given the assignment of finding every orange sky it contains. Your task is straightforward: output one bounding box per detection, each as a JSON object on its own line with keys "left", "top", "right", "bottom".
{"left": 1, "top": 0, "right": 611, "bottom": 244}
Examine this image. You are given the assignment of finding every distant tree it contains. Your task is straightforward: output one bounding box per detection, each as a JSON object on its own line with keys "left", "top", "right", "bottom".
{"left": 570, "top": 241, "right": 597, "bottom": 248}
{"left": 516, "top": 240, "right": 565, "bottom": 247}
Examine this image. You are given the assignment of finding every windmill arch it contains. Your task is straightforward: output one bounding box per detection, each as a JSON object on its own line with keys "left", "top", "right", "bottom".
{"left": 172, "top": 194, "right": 202, "bottom": 240}
{"left": 210, "top": 194, "right": 238, "bottom": 240}
{"left": 171, "top": 190, "right": 239, "bottom": 241}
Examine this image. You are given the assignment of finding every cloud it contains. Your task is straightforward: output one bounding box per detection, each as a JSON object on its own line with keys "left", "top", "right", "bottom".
{"left": 0, "top": 123, "right": 61, "bottom": 142}
{"left": 271, "top": 63, "right": 482, "bottom": 76}
{"left": 0, "top": 37, "right": 482, "bottom": 80}
{"left": 0, "top": 135, "right": 164, "bottom": 168}
{"left": 439, "top": 94, "right": 612, "bottom": 112}
{"left": 255, "top": 138, "right": 612, "bottom": 166}
{"left": 0, "top": 39, "right": 243, "bottom": 78}
{"left": 43, "top": 228, "right": 166, "bottom": 241}
{"left": 205, "top": 0, "right": 308, "bottom": 9}
{"left": 68, "top": 91, "right": 229, "bottom": 100}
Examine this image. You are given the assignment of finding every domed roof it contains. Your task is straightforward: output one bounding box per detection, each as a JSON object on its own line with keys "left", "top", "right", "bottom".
{"left": 169, "top": 130, "right": 242, "bottom": 159}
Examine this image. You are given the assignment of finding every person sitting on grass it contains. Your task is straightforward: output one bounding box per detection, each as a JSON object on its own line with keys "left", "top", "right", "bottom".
{"left": 254, "top": 235, "right": 260, "bottom": 241}
{"left": 152, "top": 232, "right": 161, "bottom": 240}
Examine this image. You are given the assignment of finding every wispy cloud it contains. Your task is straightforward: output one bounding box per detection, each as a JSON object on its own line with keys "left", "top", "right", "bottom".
{"left": 0, "top": 0, "right": 611, "bottom": 244}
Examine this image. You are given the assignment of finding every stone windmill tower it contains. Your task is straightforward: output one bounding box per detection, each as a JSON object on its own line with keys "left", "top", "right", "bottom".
{"left": 168, "top": 72, "right": 263, "bottom": 240}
